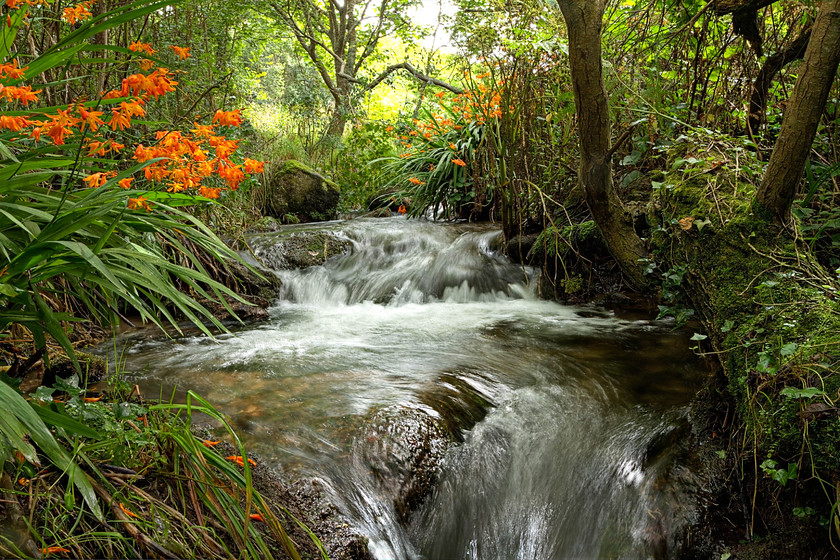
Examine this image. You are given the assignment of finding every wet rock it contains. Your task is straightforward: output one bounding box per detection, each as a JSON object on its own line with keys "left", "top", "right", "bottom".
{"left": 418, "top": 372, "right": 493, "bottom": 442}
{"left": 359, "top": 207, "right": 393, "bottom": 218}
{"left": 256, "top": 231, "right": 352, "bottom": 270}
{"left": 357, "top": 370, "right": 495, "bottom": 522}
{"left": 504, "top": 232, "right": 540, "bottom": 263}
{"left": 286, "top": 478, "right": 374, "bottom": 560}
{"left": 359, "top": 406, "right": 452, "bottom": 523}
{"left": 262, "top": 160, "right": 340, "bottom": 223}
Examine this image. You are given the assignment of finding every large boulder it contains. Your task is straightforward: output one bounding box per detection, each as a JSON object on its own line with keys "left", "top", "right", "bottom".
{"left": 262, "top": 160, "right": 340, "bottom": 222}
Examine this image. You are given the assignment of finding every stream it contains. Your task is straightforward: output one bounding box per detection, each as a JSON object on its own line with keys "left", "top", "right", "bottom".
{"left": 108, "top": 217, "right": 708, "bottom": 559}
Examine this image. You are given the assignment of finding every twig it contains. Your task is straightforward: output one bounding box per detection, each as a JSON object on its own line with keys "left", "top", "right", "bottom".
{"left": 175, "top": 72, "right": 234, "bottom": 125}
{"left": 669, "top": 1, "right": 713, "bottom": 39}
{"left": 605, "top": 123, "right": 639, "bottom": 160}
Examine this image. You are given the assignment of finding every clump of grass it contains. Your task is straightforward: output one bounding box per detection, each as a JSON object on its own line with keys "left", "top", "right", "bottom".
{"left": 0, "top": 377, "right": 321, "bottom": 559}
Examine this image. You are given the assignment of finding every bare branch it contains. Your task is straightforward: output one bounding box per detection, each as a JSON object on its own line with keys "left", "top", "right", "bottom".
{"left": 363, "top": 61, "right": 463, "bottom": 93}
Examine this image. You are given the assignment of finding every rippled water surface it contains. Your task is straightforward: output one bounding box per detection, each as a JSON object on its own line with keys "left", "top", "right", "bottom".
{"left": 107, "top": 217, "right": 707, "bottom": 559}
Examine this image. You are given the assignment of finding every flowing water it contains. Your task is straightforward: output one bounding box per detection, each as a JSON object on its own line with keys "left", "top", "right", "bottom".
{"left": 109, "top": 217, "right": 707, "bottom": 559}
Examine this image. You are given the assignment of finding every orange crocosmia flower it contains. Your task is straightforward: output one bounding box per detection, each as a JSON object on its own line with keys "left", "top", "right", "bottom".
{"left": 201, "top": 440, "right": 220, "bottom": 447}
{"left": 398, "top": 205, "right": 407, "bottom": 214}
{"left": 243, "top": 158, "right": 265, "bottom": 174}
{"left": 118, "top": 178, "right": 133, "bottom": 189}
{"left": 385, "top": 125, "right": 394, "bottom": 132}
{"left": 137, "top": 59, "right": 155, "bottom": 71}
{"left": 0, "top": 58, "right": 27, "bottom": 80}
{"left": 109, "top": 108, "right": 131, "bottom": 130}
{"left": 218, "top": 164, "right": 244, "bottom": 189}
{"left": 167, "top": 182, "right": 185, "bottom": 193}
{"left": 77, "top": 105, "right": 104, "bottom": 131}
{"left": 82, "top": 172, "right": 107, "bottom": 188}
{"left": 449, "top": 143, "right": 457, "bottom": 150}
{"left": 249, "top": 514, "right": 265, "bottom": 522}
{"left": 128, "top": 41, "right": 156, "bottom": 56}
{"left": 0, "top": 115, "right": 33, "bottom": 131}
{"left": 85, "top": 140, "right": 106, "bottom": 157}
{"left": 120, "top": 99, "right": 146, "bottom": 118}
{"left": 212, "top": 109, "right": 242, "bottom": 127}
{"left": 40, "top": 547, "right": 71, "bottom": 556}
{"left": 212, "top": 137, "right": 238, "bottom": 160}
{"left": 62, "top": 2, "right": 92, "bottom": 24}
{"left": 146, "top": 68, "right": 177, "bottom": 98}
{"left": 127, "top": 196, "right": 152, "bottom": 212}
{"left": 83, "top": 395, "right": 102, "bottom": 402}
{"left": 190, "top": 122, "right": 215, "bottom": 137}
{"left": 5, "top": 0, "right": 23, "bottom": 9}
{"left": 197, "top": 160, "right": 215, "bottom": 177}
{"left": 170, "top": 45, "right": 190, "bottom": 59}
{"left": 452, "top": 158, "right": 467, "bottom": 167}
{"left": 408, "top": 177, "right": 423, "bottom": 185}
{"left": 198, "top": 186, "right": 221, "bottom": 199}
{"left": 37, "top": 109, "right": 79, "bottom": 145}
{"left": 226, "top": 455, "right": 256, "bottom": 467}
{"left": 144, "top": 164, "right": 169, "bottom": 182}
{"left": 434, "top": 91, "right": 445, "bottom": 99}
{"left": 192, "top": 148, "right": 208, "bottom": 162}
{"left": 1, "top": 85, "right": 42, "bottom": 105}
{"left": 133, "top": 144, "right": 154, "bottom": 162}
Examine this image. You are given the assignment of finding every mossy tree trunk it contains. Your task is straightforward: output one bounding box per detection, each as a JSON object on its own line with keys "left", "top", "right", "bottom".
{"left": 754, "top": 0, "right": 840, "bottom": 223}
{"left": 557, "top": 0, "right": 650, "bottom": 291}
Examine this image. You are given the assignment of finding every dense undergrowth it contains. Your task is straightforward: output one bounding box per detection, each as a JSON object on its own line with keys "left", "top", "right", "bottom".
{"left": 648, "top": 134, "right": 840, "bottom": 551}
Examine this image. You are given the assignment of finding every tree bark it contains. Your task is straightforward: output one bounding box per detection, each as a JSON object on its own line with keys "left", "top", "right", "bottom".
{"left": 754, "top": 0, "right": 840, "bottom": 223}
{"left": 557, "top": 0, "right": 650, "bottom": 290}
{"left": 748, "top": 25, "right": 811, "bottom": 135}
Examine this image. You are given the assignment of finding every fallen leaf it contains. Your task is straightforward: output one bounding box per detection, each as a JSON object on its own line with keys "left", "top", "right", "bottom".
{"left": 678, "top": 216, "right": 695, "bottom": 230}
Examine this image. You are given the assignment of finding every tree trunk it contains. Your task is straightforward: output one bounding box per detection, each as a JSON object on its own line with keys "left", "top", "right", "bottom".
{"left": 557, "top": 0, "right": 650, "bottom": 290}
{"left": 748, "top": 25, "right": 811, "bottom": 136}
{"left": 754, "top": 0, "right": 840, "bottom": 223}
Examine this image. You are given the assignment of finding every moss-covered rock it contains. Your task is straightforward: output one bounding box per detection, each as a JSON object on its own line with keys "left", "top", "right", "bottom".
{"left": 256, "top": 231, "right": 352, "bottom": 270}
{"left": 262, "top": 160, "right": 340, "bottom": 223}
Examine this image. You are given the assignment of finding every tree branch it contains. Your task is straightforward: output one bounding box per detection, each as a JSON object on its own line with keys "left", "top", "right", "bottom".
{"left": 363, "top": 61, "right": 463, "bottom": 93}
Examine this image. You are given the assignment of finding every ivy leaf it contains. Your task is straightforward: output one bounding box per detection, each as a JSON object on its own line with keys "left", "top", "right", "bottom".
{"left": 694, "top": 218, "right": 712, "bottom": 232}
{"left": 780, "top": 342, "right": 797, "bottom": 357}
{"left": 721, "top": 319, "right": 734, "bottom": 333}
{"left": 780, "top": 387, "right": 825, "bottom": 399}
{"left": 690, "top": 333, "right": 708, "bottom": 341}
{"left": 32, "top": 386, "right": 55, "bottom": 404}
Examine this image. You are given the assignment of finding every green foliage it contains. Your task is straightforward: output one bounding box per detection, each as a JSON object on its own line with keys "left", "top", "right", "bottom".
{"left": 1, "top": 377, "right": 311, "bottom": 558}
{"left": 328, "top": 121, "right": 397, "bottom": 211}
